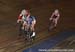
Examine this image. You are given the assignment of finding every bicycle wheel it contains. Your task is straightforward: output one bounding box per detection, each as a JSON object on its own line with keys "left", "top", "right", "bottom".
{"left": 49, "top": 20, "right": 55, "bottom": 31}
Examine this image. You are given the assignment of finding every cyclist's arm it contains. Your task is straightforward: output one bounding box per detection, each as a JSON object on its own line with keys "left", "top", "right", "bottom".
{"left": 26, "top": 13, "right": 30, "bottom": 18}
{"left": 17, "top": 14, "right": 22, "bottom": 23}
{"left": 56, "top": 13, "right": 60, "bottom": 20}
{"left": 50, "top": 13, "right": 54, "bottom": 20}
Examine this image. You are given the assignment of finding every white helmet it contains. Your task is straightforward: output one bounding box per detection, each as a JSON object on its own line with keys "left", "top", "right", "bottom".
{"left": 21, "top": 9, "right": 27, "bottom": 15}
{"left": 55, "top": 9, "right": 59, "bottom": 14}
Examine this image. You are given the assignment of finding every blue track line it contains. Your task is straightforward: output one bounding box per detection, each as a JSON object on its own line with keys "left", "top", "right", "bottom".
{"left": 23, "top": 30, "right": 75, "bottom": 52}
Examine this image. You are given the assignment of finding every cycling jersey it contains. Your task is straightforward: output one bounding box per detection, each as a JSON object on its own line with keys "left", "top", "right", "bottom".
{"left": 53, "top": 15, "right": 57, "bottom": 19}
{"left": 22, "top": 16, "right": 35, "bottom": 25}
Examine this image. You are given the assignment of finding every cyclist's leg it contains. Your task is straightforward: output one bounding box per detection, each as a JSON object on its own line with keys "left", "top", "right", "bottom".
{"left": 31, "top": 23, "right": 35, "bottom": 32}
{"left": 22, "top": 21, "right": 29, "bottom": 40}
{"left": 22, "top": 21, "right": 27, "bottom": 30}
{"left": 31, "top": 20, "right": 36, "bottom": 31}
{"left": 54, "top": 19, "right": 58, "bottom": 27}
{"left": 30, "top": 20, "right": 36, "bottom": 37}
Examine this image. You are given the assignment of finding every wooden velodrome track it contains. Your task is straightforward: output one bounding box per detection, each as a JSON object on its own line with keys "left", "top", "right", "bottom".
{"left": 0, "top": 0, "right": 75, "bottom": 52}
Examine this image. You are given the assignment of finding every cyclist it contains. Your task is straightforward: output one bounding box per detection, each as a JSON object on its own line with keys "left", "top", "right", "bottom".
{"left": 17, "top": 9, "right": 36, "bottom": 38}
{"left": 49, "top": 9, "right": 60, "bottom": 27}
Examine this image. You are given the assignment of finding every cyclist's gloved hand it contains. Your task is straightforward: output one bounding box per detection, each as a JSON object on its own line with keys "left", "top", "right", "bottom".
{"left": 17, "top": 20, "right": 19, "bottom": 23}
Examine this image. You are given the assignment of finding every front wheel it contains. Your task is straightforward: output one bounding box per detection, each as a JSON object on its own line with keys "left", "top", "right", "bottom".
{"left": 48, "top": 20, "right": 56, "bottom": 31}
